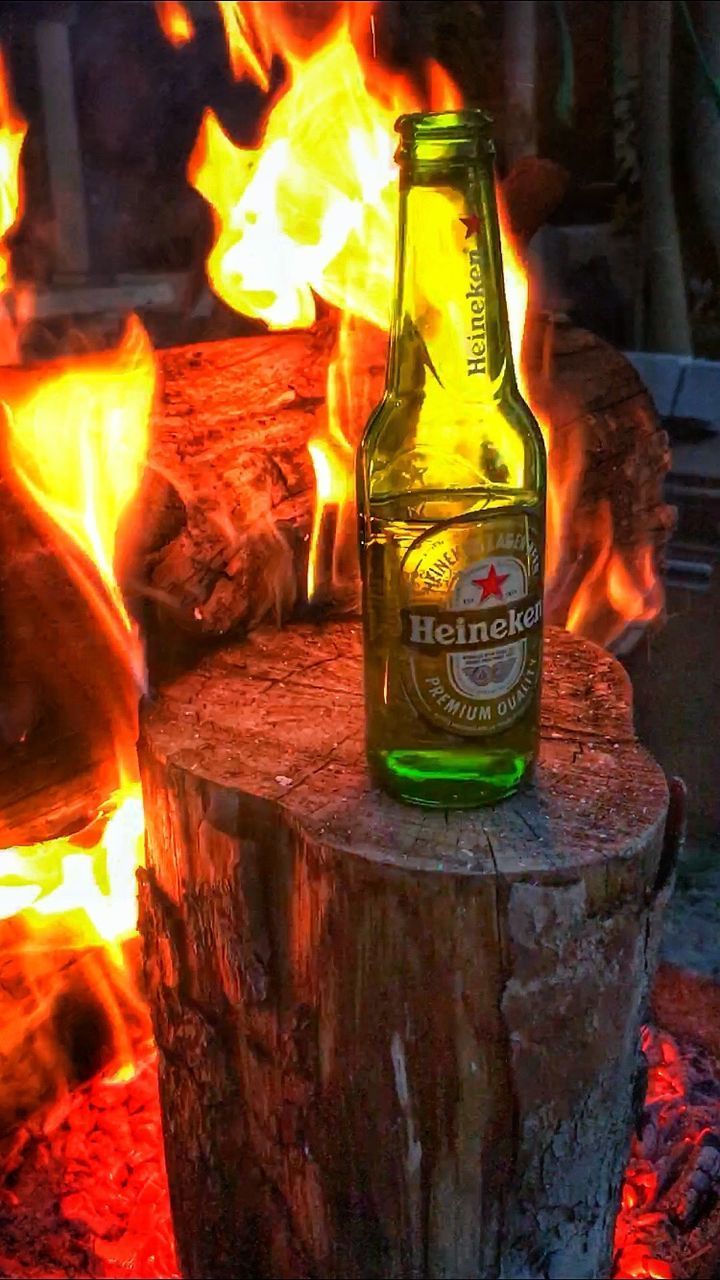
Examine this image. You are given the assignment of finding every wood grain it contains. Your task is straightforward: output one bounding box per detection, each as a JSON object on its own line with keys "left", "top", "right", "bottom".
{"left": 138, "top": 623, "right": 671, "bottom": 1280}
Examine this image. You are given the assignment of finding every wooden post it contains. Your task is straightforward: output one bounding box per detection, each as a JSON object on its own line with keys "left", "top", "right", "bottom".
{"left": 137, "top": 623, "right": 673, "bottom": 1280}
{"left": 35, "top": 19, "right": 91, "bottom": 277}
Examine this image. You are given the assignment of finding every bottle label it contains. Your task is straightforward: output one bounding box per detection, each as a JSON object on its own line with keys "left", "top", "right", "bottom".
{"left": 398, "top": 511, "right": 543, "bottom": 736}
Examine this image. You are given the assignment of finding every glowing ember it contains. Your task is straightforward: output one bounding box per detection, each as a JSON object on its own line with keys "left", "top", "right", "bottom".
{"left": 612, "top": 1024, "right": 720, "bottom": 1280}
{"left": 0, "top": 1043, "right": 179, "bottom": 1280}
{"left": 154, "top": 0, "right": 195, "bottom": 48}
{"left": 5, "top": 1020, "right": 719, "bottom": 1279}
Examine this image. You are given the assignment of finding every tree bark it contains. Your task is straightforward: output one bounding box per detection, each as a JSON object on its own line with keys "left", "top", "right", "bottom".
{"left": 138, "top": 622, "right": 673, "bottom": 1280}
{"left": 638, "top": 1, "right": 693, "bottom": 353}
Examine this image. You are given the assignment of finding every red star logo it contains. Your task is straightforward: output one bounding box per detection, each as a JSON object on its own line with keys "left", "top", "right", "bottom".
{"left": 460, "top": 213, "right": 480, "bottom": 239}
{"left": 472, "top": 563, "right": 509, "bottom": 601}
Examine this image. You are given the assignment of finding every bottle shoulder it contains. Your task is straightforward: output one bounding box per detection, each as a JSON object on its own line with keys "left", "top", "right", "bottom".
{"left": 359, "top": 386, "right": 546, "bottom": 498}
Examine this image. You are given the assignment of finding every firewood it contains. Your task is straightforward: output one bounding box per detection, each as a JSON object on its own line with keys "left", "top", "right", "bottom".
{"left": 131, "top": 315, "right": 673, "bottom": 668}
{"left": 137, "top": 622, "right": 673, "bottom": 1280}
{"left": 0, "top": 929, "right": 145, "bottom": 1136}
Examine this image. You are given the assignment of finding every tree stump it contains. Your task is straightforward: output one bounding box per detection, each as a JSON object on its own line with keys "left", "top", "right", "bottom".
{"left": 138, "top": 623, "right": 674, "bottom": 1280}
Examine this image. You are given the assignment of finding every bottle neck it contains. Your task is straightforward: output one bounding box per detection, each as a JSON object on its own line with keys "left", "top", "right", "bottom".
{"left": 386, "top": 160, "right": 516, "bottom": 402}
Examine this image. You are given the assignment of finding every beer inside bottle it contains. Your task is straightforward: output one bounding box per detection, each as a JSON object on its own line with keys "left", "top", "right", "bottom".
{"left": 357, "top": 109, "right": 547, "bottom": 808}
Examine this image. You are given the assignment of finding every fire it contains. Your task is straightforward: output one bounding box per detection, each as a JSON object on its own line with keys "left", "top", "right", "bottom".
{"left": 155, "top": 1, "right": 195, "bottom": 46}
{"left": 188, "top": 0, "right": 662, "bottom": 645}
{"left": 0, "top": 318, "right": 156, "bottom": 957}
{"left": 496, "top": 194, "right": 583, "bottom": 595}
{"left": 189, "top": 15, "right": 424, "bottom": 331}
{"left": 562, "top": 504, "right": 665, "bottom": 648}
{"left": 4, "top": 315, "right": 153, "bottom": 698}
{"left": 0, "top": 785, "right": 143, "bottom": 948}
{"left": 188, "top": 2, "right": 463, "bottom": 601}
{"left": 0, "top": 50, "right": 27, "bottom": 367}
{"left": 0, "top": 50, "right": 25, "bottom": 294}
{"left": 217, "top": 0, "right": 272, "bottom": 88}
{"left": 0, "top": 1, "right": 667, "bottom": 1088}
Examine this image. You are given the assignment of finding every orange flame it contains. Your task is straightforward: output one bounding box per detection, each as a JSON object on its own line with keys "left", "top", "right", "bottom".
{"left": 0, "top": 787, "right": 144, "bottom": 951}
{"left": 4, "top": 315, "right": 154, "bottom": 695}
{"left": 495, "top": 195, "right": 660, "bottom": 648}
{"left": 188, "top": 3, "right": 464, "bottom": 601}
{"left": 216, "top": 0, "right": 272, "bottom": 88}
{"left": 0, "top": 50, "right": 27, "bottom": 366}
{"left": 0, "top": 318, "right": 156, "bottom": 956}
{"left": 186, "top": 0, "right": 660, "bottom": 642}
{"left": 0, "top": 52, "right": 153, "bottom": 1073}
{"left": 0, "top": 50, "right": 25, "bottom": 294}
{"left": 155, "top": 0, "right": 195, "bottom": 47}
{"left": 496, "top": 194, "right": 582, "bottom": 591}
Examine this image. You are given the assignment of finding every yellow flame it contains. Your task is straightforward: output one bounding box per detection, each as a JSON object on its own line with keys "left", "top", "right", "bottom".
{"left": 217, "top": 0, "right": 271, "bottom": 88}
{"left": 0, "top": 52, "right": 153, "bottom": 1054}
{"left": 189, "top": 7, "right": 466, "bottom": 599}
{"left": 0, "top": 50, "right": 25, "bottom": 294}
{"left": 0, "top": 320, "right": 155, "bottom": 946}
{"left": 191, "top": 1, "right": 661, "bottom": 639}
{"left": 189, "top": 20, "right": 414, "bottom": 332}
{"left": 0, "top": 784, "right": 144, "bottom": 951}
{"left": 4, "top": 315, "right": 155, "bottom": 646}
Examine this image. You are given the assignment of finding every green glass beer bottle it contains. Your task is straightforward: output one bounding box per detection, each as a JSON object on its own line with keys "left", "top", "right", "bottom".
{"left": 357, "top": 109, "right": 546, "bottom": 808}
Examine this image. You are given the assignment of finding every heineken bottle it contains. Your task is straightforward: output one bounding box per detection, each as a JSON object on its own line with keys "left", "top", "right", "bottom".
{"left": 357, "top": 109, "right": 546, "bottom": 808}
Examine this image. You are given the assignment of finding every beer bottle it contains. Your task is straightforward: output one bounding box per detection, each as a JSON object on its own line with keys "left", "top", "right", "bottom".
{"left": 357, "top": 109, "right": 546, "bottom": 808}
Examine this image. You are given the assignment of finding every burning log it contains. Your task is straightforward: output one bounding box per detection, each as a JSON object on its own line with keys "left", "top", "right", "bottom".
{"left": 0, "top": 928, "right": 145, "bottom": 1137}
{"left": 132, "top": 137, "right": 670, "bottom": 656}
{"left": 134, "top": 314, "right": 673, "bottom": 662}
{"left": 674, "top": 1134, "right": 720, "bottom": 1233}
{"left": 137, "top": 622, "right": 674, "bottom": 1280}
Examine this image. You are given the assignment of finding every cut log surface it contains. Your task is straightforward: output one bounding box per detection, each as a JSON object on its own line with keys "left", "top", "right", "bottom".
{"left": 138, "top": 623, "right": 672, "bottom": 1280}
{"left": 138, "top": 316, "right": 674, "bottom": 649}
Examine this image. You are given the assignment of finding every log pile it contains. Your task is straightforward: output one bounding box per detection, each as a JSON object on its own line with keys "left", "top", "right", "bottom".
{"left": 132, "top": 315, "right": 674, "bottom": 662}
